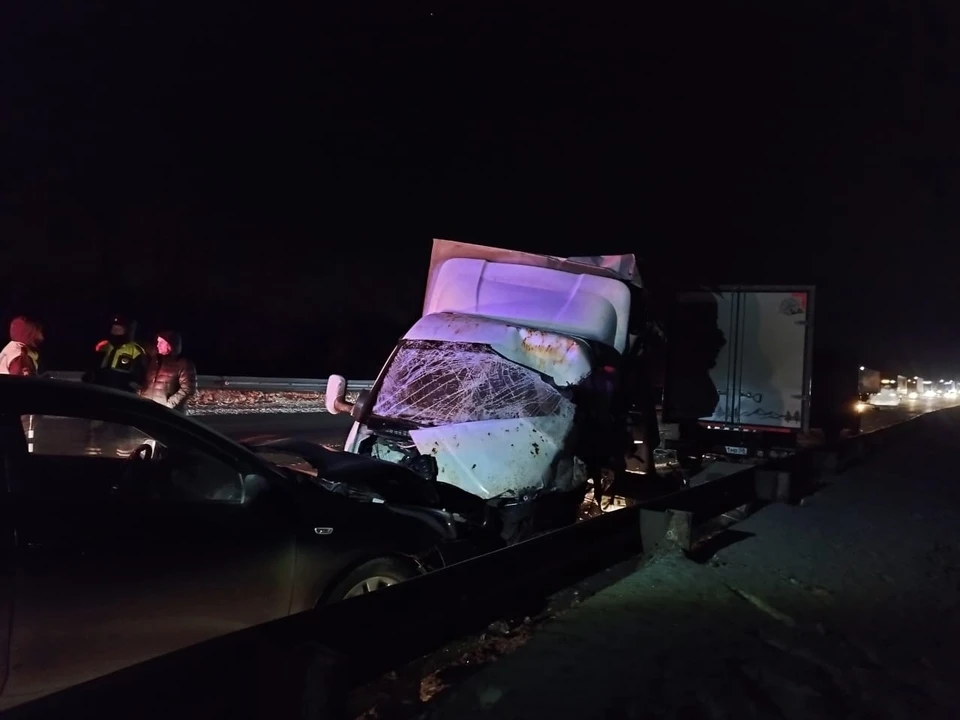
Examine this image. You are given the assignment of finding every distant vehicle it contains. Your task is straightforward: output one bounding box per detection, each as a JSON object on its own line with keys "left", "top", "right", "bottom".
{"left": 0, "top": 377, "right": 478, "bottom": 708}
{"left": 906, "top": 377, "right": 923, "bottom": 400}
{"left": 869, "top": 387, "right": 901, "bottom": 407}
{"left": 858, "top": 367, "right": 882, "bottom": 396}
{"left": 878, "top": 377, "right": 899, "bottom": 401}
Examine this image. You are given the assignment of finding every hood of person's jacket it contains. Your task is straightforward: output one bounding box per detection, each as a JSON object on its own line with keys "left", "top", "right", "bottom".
{"left": 157, "top": 330, "right": 183, "bottom": 356}
{"left": 9, "top": 316, "right": 43, "bottom": 348}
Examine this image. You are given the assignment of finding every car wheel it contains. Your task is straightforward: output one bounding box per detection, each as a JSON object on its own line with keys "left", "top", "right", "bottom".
{"left": 324, "top": 557, "right": 419, "bottom": 604}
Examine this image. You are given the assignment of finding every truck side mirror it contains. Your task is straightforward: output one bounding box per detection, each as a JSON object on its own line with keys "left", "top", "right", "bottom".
{"left": 350, "top": 389, "right": 370, "bottom": 420}
{"left": 325, "top": 375, "right": 355, "bottom": 415}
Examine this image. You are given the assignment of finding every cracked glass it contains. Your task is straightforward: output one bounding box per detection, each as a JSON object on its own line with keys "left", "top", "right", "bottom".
{"left": 372, "top": 340, "right": 570, "bottom": 426}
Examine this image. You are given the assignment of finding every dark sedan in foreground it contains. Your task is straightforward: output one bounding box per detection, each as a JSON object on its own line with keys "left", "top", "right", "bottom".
{"left": 0, "top": 377, "right": 483, "bottom": 708}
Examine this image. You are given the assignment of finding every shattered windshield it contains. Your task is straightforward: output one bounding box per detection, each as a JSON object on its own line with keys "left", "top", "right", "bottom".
{"left": 371, "top": 340, "right": 569, "bottom": 426}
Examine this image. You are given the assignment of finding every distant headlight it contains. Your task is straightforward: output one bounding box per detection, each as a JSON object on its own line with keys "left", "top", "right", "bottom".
{"left": 855, "top": 401, "right": 868, "bottom": 413}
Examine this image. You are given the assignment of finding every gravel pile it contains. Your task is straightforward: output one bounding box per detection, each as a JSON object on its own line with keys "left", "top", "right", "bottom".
{"left": 186, "top": 390, "right": 361, "bottom": 415}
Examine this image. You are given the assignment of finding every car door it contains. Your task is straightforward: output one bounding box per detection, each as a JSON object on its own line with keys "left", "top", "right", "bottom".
{"left": 0, "top": 415, "right": 22, "bottom": 698}
{"left": 2, "top": 410, "right": 298, "bottom": 707}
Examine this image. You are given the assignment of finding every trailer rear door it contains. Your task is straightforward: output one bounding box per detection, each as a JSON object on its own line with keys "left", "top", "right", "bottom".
{"left": 662, "top": 287, "right": 814, "bottom": 433}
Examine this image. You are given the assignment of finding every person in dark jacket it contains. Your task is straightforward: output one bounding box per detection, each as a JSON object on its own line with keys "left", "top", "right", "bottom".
{"left": 140, "top": 330, "right": 197, "bottom": 412}
{"left": 0, "top": 316, "right": 44, "bottom": 376}
{"left": 83, "top": 316, "right": 148, "bottom": 393}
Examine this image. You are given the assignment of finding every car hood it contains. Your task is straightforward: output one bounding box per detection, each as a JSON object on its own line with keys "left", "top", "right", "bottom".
{"left": 248, "top": 439, "right": 442, "bottom": 507}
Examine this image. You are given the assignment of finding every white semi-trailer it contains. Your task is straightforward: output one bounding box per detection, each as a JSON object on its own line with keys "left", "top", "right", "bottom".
{"left": 660, "top": 286, "right": 860, "bottom": 461}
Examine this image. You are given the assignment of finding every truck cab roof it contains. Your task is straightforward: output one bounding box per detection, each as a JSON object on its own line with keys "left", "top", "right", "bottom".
{"left": 423, "top": 239, "right": 639, "bottom": 353}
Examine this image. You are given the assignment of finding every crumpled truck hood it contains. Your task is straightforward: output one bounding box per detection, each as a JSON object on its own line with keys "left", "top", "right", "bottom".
{"left": 408, "top": 406, "right": 585, "bottom": 501}
{"left": 360, "top": 314, "right": 594, "bottom": 502}
{"left": 249, "top": 439, "right": 442, "bottom": 507}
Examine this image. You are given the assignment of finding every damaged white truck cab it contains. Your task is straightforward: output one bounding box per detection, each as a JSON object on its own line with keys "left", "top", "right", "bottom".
{"left": 326, "top": 239, "right": 641, "bottom": 543}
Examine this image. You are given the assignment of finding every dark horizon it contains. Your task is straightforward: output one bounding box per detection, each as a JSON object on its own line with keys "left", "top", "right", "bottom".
{"left": 4, "top": 2, "right": 959, "bottom": 377}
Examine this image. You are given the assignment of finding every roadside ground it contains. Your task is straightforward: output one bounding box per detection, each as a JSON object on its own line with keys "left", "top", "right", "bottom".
{"left": 415, "top": 409, "right": 960, "bottom": 720}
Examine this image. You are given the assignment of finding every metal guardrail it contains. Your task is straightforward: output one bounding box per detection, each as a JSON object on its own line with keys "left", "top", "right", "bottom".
{"left": 45, "top": 372, "right": 375, "bottom": 393}
{"left": 3, "top": 410, "right": 931, "bottom": 720}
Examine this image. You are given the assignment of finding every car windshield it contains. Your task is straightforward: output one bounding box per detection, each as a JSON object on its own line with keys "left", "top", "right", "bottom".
{"left": 370, "top": 339, "right": 568, "bottom": 427}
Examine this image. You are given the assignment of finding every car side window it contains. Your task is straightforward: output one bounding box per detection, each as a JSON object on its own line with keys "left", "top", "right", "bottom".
{"left": 15, "top": 414, "right": 159, "bottom": 499}
{"left": 21, "top": 414, "right": 155, "bottom": 459}
{"left": 15, "top": 414, "right": 244, "bottom": 505}
{"left": 163, "top": 445, "right": 245, "bottom": 505}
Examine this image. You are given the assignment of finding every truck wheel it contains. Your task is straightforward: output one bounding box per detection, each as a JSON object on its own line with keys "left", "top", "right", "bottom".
{"left": 324, "top": 557, "right": 419, "bottom": 604}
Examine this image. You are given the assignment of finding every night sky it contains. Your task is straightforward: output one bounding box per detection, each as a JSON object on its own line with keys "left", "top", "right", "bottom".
{"left": 3, "top": 2, "right": 958, "bottom": 378}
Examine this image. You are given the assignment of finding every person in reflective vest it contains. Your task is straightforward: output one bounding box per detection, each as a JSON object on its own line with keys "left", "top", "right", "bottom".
{"left": 0, "top": 316, "right": 44, "bottom": 376}
{"left": 82, "top": 315, "right": 147, "bottom": 393}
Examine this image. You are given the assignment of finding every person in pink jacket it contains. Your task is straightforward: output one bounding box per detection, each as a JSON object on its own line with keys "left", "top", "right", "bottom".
{"left": 0, "top": 316, "right": 44, "bottom": 376}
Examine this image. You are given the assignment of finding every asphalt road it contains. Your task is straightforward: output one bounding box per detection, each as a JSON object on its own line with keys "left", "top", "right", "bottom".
{"left": 422, "top": 406, "right": 960, "bottom": 720}
{"left": 860, "top": 396, "right": 960, "bottom": 433}
{"left": 196, "top": 397, "right": 960, "bottom": 448}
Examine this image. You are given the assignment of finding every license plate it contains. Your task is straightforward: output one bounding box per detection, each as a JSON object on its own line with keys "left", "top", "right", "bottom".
{"left": 725, "top": 445, "right": 748, "bottom": 456}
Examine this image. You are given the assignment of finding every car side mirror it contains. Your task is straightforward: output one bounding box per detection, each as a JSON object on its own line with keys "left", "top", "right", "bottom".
{"left": 351, "top": 389, "right": 372, "bottom": 421}
{"left": 325, "top": 375, "right": 355, "bottom": 415}
{"left": 242, "top": 473, "right": 271, "bottom": 504}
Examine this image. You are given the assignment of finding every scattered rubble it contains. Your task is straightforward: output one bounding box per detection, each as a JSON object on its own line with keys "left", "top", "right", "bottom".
{"left": 351, "top": 616, "right": 540, "bottom": 720}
